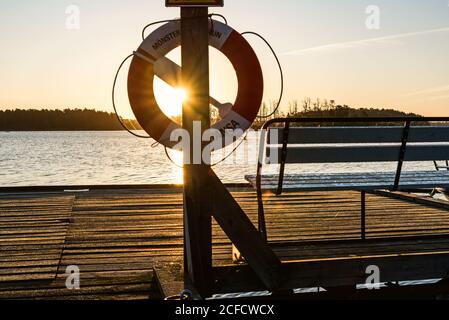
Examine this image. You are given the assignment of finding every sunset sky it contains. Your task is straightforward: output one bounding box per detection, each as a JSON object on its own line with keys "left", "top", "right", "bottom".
{"left": 0, "top": 0, "right": 448, "bottom": 118}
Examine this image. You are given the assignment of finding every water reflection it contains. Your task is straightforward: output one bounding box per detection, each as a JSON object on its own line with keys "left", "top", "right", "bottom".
{"left": 0, "top": 131, "right": 437, "bottom": 187}
{"left": 167, "top": 149, "right": 184, "bottom": 185}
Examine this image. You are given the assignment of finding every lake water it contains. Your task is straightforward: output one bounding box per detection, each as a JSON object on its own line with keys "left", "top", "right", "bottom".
{"left": 0, "top": 130, "right": 439, "bottom": 187}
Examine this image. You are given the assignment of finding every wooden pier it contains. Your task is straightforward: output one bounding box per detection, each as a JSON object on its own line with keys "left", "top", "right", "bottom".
{"left": 2, "top": 185, "right": 449, "bottom": 299}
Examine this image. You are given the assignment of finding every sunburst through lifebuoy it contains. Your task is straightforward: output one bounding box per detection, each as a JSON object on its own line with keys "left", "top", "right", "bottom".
{"left": 127, "top": 20, "right": 264, "bottom": 150}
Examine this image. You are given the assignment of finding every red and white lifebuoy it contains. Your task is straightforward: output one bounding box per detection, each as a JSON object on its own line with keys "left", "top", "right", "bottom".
{"left": 127, "top": 20, "right": 263, "bottom": 149}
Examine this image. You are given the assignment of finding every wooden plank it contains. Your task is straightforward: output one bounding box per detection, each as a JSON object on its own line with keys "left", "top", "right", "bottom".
{"left": 268, "top": 126, "right": 449, "bottom": 144}
{"left": 2, "top": 188, "right": 449, "bottom": 299}
{"left": 0, "top": 195, "right": 74, "bottom": 285}
{"left": 0, "top": 283, "right": 152, "bottom": 299}
{"left": 214, "top": 250, "right": 449, "bottom": 293}
{"left": 372, "top": 190, "right": 449, "bottom": 210}
{"left": 153, "top": 266, "right": 184, "bottom": 299}
{"left": 267, "top": 145, "right": 449, "bottom": 164}
{"left": 246, "top": 171, "right": 449, "bottom": 191}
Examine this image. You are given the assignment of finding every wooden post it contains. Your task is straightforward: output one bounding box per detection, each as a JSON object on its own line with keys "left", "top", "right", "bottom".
{"left": 175, "top": 1, "right": 281, "bottom": 296}
{"left": 361, "top": 191, "right": 366, "bottom": 240}
{"left": 181, "top": 7, "right": 213, "bottom": 298}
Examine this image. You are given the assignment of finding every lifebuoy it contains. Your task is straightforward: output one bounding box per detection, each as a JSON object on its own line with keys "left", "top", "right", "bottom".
{"left": 127, "top": 20, "right": 263, "bottom": 149}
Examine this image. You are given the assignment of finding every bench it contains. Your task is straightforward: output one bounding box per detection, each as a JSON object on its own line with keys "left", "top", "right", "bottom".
{"left": 245, "top": 117, "right": 449, "bottom": 241}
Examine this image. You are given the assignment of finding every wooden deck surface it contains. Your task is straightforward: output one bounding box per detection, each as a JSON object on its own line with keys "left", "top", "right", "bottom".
{"left": 1, "top": 186, "right": 449, "bottom": 300}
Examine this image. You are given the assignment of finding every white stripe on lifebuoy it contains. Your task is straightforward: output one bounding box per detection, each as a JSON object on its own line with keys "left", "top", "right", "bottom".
{"left": 208, "top": 21, "right": 233, "bottom": 49}
{"left": 214, "top": 111, "right": 251, "bottom": 137}
{"left": 128, "top": 20, "right": 264, "bottom": 150}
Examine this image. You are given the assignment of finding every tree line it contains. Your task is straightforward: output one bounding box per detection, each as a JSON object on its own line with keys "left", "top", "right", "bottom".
{"left": 251, "top": 98, "right": 424, "bottom": 129}
{"left": 0, "top": 109, "right": 142, "bottom": 131}
{"left": 0, "top": 100, "right": 425, "bottom": 131}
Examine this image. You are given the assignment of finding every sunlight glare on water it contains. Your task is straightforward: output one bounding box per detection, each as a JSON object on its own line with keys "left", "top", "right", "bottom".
{"left": 0, "top": 131, "right": 438, "bottom": 187}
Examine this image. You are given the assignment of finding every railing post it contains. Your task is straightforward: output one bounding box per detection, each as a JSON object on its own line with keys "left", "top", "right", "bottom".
{"left": 256, "top": 126, "right": 268, "bottom": 242}
{"left": 393, "top": 120, "right": 411, "bottom": 191}
{"left": 276, "top": 122, "right": 290, "bottom": 196}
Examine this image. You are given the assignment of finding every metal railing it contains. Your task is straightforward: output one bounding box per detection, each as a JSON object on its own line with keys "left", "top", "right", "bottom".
{"left": 256, "top": 117, "right": 449, "bottom": 242}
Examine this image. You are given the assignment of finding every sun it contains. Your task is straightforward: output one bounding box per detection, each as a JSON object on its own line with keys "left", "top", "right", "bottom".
{"left": 154, "top": 77, "right": 188, "bottom": 118}
{"left": 174, "top": 88, "right": 187, "bottom": 104}
{"left": 152, "top": 47, "right": 237, "bottom": 121}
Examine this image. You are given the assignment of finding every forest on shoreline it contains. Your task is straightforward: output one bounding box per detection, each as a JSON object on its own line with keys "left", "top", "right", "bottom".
{"left": 253, "top": 99, "right": 423, "bottom": 128}
{"left": 0, "top": 100, "right": 423, "bottom": 131}
{"left": 0, "top": 109, "right": 142, "bottom": 131}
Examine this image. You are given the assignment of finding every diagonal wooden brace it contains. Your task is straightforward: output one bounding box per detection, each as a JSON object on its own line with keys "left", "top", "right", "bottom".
{"left": 207, "top": 168, "right": 283, "bottom": 290}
